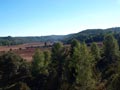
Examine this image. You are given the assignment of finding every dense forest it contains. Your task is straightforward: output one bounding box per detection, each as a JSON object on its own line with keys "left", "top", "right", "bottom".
{"left": 0, "top": 27, "right": 120, "bottom": 46}
{"left": 0, "top": 34, "right": 120, "bottom": 90}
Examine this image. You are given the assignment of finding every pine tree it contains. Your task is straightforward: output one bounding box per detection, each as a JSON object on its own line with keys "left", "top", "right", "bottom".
{"left": 90, "top": 42, "right": 101, "bottom": 81}
{"left": 103, "top": 34, "right": 119, "bottom": 62}
{"left": 31, "top": 49, "right": 51, "bottom": 90}
{"left": 32, "top": 49, "right": 50, "bottom": 76}
{"left": 32, "top": 49, "right": 45, "bottom": 76}
{"left": 103, "top": 35, "right": 120, "bottom": 90}
{"left": 42, "top": 50, "right": 51, "bottom": 76}
{"left": 68, "top": 39, "right": 81, "bottom": 86}
{"left": 75, "top": 43, "right": 95, "bottom": 90}
{"left": 48, "top": 42, "right": 65, "bottom": 90}
{"left": 97, "top": 34, "right": 120, "bottom": 89}
{"left": 0, "top": 52, "right": 31, "bottom": 89}
{"left": 70, "top": 39, "right": 81, "bottom": 56}
{"left": 68, "top": 40, "right": 95, "bottom": 90}
{"left": 91, "top": 42, "right": 101, "bottom": 62}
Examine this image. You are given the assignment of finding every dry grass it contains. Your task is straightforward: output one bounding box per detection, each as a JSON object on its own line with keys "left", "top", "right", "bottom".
{"left": 0, "top": 42, "right": 52, "bottom": 62}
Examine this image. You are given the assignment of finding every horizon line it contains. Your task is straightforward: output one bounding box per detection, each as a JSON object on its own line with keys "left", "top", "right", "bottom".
{"left": 0, "top": 26, "right": 120, "bottom": 37}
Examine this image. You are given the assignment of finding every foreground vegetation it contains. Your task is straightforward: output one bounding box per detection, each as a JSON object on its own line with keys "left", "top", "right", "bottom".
{"left": 0, "top": 34, "right": 120, "bottom": 90}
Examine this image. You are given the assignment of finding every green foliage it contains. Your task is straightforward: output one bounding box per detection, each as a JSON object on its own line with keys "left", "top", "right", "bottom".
{"left": 70, "top": 39, "right": 81, "bottom": 69}
{"left": 96, "top": 34, "right": 120, "bottom": 90}
{"left": 0, "top": 52, "right": 31, "bottom": 89}
{"left": 32, "top": 49, "right": 45, "bottom": 75}
{"left": 1, "top": 27, "right": 120, "bottom": 46}
{"left": 48, "top": 42, "right": 66, "bottom": 90}
{"left": 90, "top": 43, "right": 101, "bottom": 82}
{"left": 64, "top": 27, "right": 120, "bottom": 44}
{"left": 103, "top": 34, "right": 119, "bottom": 60}
{"left": 69, "top": 39, "right": 81, "bottom": 83}
{"left": 44, "top": 51, "right": 51, "bottom": 68}
{"left": 75, "top": 43, "right": 95, "bottom": 90}
{"left": 67, "top": 40, "right": 96, "bottom": 90}
{"left": 32, "top": 49, "right": 50, "bottom": 76}
{"left": 91, "top": 42, "right": 101, "bottom": 62}
{"left": 1, "top": 34, "right": 120, "bottom": 90}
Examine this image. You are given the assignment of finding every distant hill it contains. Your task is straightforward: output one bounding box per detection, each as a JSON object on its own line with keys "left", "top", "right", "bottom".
{"left": 0, "top": 27, "right": 120, "bottom": 46}
{"left": 0, "top": 35, "right": 65, "bottom": 46}
{"left": 64, "top": 27, "right": 120, "bottom": 43}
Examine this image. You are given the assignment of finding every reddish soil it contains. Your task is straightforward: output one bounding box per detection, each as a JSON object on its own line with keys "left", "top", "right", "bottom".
{"left": 0, "top": 42, "right": 52, "bottom": 62}
{"left": 0, "top": 42, "right": 101, "bottom": 62}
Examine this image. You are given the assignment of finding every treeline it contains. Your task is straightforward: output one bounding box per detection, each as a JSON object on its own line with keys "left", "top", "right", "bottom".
{"left": 0, "top": 35, "right": 65, "bottom": 46}
{"left": 0, "top": 34, "right": 120, "bottom": 90}
{"left": 64, "top": 27, "right": 120, "bottom": 44}
{"left": 0, "top": 36, "right": 23, "bottom": 46}
{"left": 1, "top": 27, "right": 120, "bottom": 46}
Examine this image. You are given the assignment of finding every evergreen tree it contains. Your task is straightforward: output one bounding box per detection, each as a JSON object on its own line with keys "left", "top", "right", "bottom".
{"left": 90, "top": 42, "right": 101, "bottom": 81}
{"left": 91, "top": 42, "right": 101, "bottom": 62}
{"left": 68, "top": 40, "right": 95, "bottom": 90}
{"left": 69, "top": 39, "right": 81, "bottom": 84}
{"left": 48, "top": 42, "right": 65, "bottom": 90}
{"left": 43, "top": 50, "right": 51, "bottom": 71}
{"left": 97, "top": 34, "right": 120, "bottom": 89}
{"left": 103, "top": 34, "right": 119, "bottom": 62}
{"left": 75, "top": 43, "right": 95, "bottom": 90}
{"left": 70, "top": 39, "right": 81, "bottom": 56}
{"left": 31, "top": 49, "right": 51, "bottom": 90}
{"left": 32, "top": 49, "right": 45, "bottom": 76}
{"left": 0, "top": 52, "right": 31, "bottom": 90}
{"left": 32, "top": 49, "right": 51, "bottom": 76}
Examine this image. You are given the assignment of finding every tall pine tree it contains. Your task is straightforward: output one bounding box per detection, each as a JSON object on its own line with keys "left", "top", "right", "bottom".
{"left": 48, "top": 42, "right": 65, "bottom": 90}
{"left": 69, "top": 40, "right": 95, "bottom": 90}
{"left": 97, "top": 34, "right": 120, "bottom": 88}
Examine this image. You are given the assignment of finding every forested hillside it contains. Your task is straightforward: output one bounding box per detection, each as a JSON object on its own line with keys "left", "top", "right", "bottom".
{"left": 64, "top": 27, "right": 120, "bottom": 43}
{"left": 0, "top": 34, "right": 120, "bottom": 90}
{"left": 0, "top": 35, "right": 65, "bottom": 46}
{"left": 0, "top": 27, "right": 120, "bottom": 46}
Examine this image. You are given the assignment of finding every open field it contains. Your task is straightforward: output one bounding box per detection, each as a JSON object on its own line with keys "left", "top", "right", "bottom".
{"left": 0, "top": 41, "right": 102, "bottom": 62}
{"left": 0, "top": 42, "right": 52, "bottom": 62}
{"left": 0, "top": 42, "right": 102, "bottom": 62}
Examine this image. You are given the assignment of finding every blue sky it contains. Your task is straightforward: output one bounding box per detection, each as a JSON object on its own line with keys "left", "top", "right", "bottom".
{"left": 0, "top": 0, "right": 120, "bottom": 36}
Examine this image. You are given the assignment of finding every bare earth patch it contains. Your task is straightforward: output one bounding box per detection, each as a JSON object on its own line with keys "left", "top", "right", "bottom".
{"left": 0, "top": 42, "right": 52, "bottom": 62}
